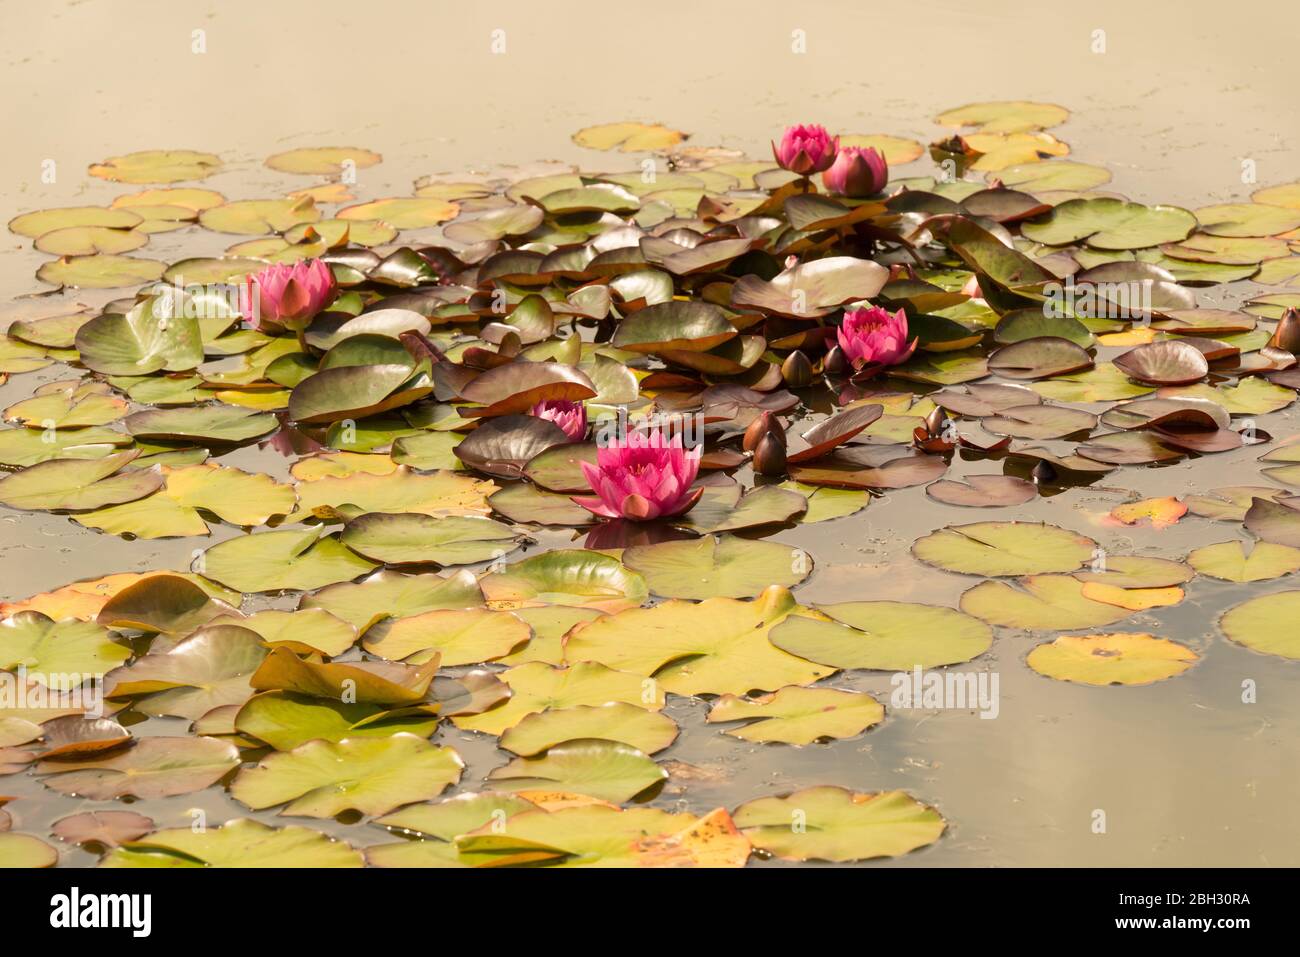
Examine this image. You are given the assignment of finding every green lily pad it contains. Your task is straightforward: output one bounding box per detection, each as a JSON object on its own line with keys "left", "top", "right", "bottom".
{"left": 480, "top": 550, "right": 648, "bottom": 612}
{"left": 75, "top": 298, "right": 204, "bottom": 375}
{"left": 912, "top": 521, "right": 1096, "bottom": 576}
{"left": 996, "top": 161, "right": 1112, "bottom": 192}
{"left": 1187, "top": 540, "right": 1300, "bottom": 582}
{"left": 337, "top": 197, "right": 459, "bottom": 229}
{"left": 37, "top": 736, "right": 240, "bottom": 799}
{"left": 199, "top": 197, "right": 321, "bottom": 235}
{"left": 768, "top": 601, "right": 991, "bottom": 670}
{"left": 210, "top": 608, "right": 356, "bottom": 657}
{"left": 362, "top": 608, "right": 531, "bottom": 665}
{"left": 288, "top": 468, "right": 495, "bottom": 522}
{"left": 564, "top": 586, "right": 832, "bottom": 696}
{"left": 1022, "top": 198, "right": 1195, "bottom": 249}
{"left": 101, "top": 818, "right": 364, "bottom": 868}
{"left": 0, "top": 450, "right": 162, "bottom": 512}
{"left": 621, "top": 534, "right": 811, "bottom": 599}
{"left": 341, "top": 513, "right": 519, "bottom": 566}
{"left": 573, "top": 122, "right": 687, "bottom": 151}
{"left": 199, "top": 528, "right": 378, "bottom": 593}
{"left": 1027, "top": 633, "right": 1198, "bottom": 685}
{"left": 488, "top": 483, "right": 595, "bottom": 526}
{"left": 4, "top": 381, "right": 128, "bottom": 428}
{"left": 106, "top": 624, "right": 268, "bottom": 719}
{"left": 301, "top": 569, "right": 484, "bottom": 633}
{"left": 707, "top": 686, "right": 884, "bottom": 745}
{"left": 779, "top": 482, "right": 871, "bottom": 524}
{"left": 265, "top": 146, "right": 382, "bottom": 175}
{"left": 74, "top": 463, "right": 295, "bottom": 537}
{"left": 487, "top": 738, "right": 665, "bottom": 803}
{"left": 0, "top": 425, "right": 130, "bottom": 468}
{"left": 1194, "top": 203, "right": 1300, "bottom": 238}
{"left": 35, "top": 225, "right": 147, "bottom": 256}
{"left": 0, "top": 612, "right": 130, "bottom": 679}
{"left": 38, "top": 254, "right": 167, "bottom": 289}
{"left": 960, "top": 576, "right": 1133, "bottom": 630}
{"left": 95, "top": 573, "right": 237, "bottom": 635}
{"left": 936, "top": 101, "right": 1068, "bottom": 133}
{"left": 499, "top": 703, "right": 679, "bottom": 756}
{"left": 734, "top": 787, "right": 944, "bottom": 862}
{"left": 1219, "top": 591, "right": 1300, "bottom": 659}
{"left": 452, "top": 661, "right": 665, "bottom": 736}
{"left": 9, "top": 206, "right": 142, "bottom": 238}
{"left": 89, "top": 150, "right": 222, "bottom": 184}
{"left": 231, "top": 733, "right": 463, "bottom": 818}
{"left": 124, "top": 405, "right": 278, "bottom": 444}
{"left": 0, "top": 833, "right": 58, "bottom": 868}
{"left": 234, "top": 692, "right": 439, "bottom": 752}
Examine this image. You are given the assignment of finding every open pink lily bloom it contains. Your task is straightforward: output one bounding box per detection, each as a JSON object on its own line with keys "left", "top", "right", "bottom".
{"left": 823, "top": 145, "right": 888, "bottom": 197}
{"left": 243, "top": 258, "right": 336, "bottom": 333}
{"left": 531, "top": 399, "right": 587, "bottom": 442}
{"left": 573, "top": 431, "right": 703, "bottom": 521}
{"left": 837, "top": 305, "right": 918, "bottom": 371}
{"left": 772, "top": 124, "right": 839, "bottom": 176}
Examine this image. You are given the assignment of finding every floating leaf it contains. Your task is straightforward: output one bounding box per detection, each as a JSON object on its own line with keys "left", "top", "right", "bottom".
{"left": 265, "top": 147, "right": 382, "bottom": 175}
{"left": 926, "top": 475, "right": 1037, "bottom": 507}
{"left": 37, "top": 736, "right": 239, "bottom": 799}
{"left": 199, "top": 528, "right": 378, "bottom": 593}
{"left": 1022, "top": 198, "right": 1195, "bottom": 249}
{"left": 1194, "top": 203, "right": 1300, "bottom": 238}
{"left": 1187, "top": 541, "right": 1300, "bottom": 582}
{"left": 363, "top": 608, "right": 531, "bottom": 665}
{"left": 734, "top": 787, "right": 944, "bottom": 862}
{"left": 487, "top": 739, "right": 665, "bottom": 803}
{"left": 768, "top": 601, "right": 990, "bottom": 670}
{"left": 573, "top": 122, "right": 686, "bottom": 152}
{"left": 708, "top": 686, "right": 883, "bottom": 745}
{"left": 0, "top": 612, "right": 130, "bottom": 680}
{"left": 0, "top": 451, "right": 162, "bottom": 512}
{"left": 912, "top": 522, "right": 1096, "bottom": 576}
{"left": 288, "top": 468, "right": 495, "bottom": 522}
{"left": 564, "top": 586, "right": 832, "bottom": 696}
{"left": 1219, "top": 591, "right": 1300, "bottom": 659}
{"left": 481, "top": 550, "right": 648, "bottom": 612}
{"left": 0, "top": 833, "right": 58, "bottom": 868}
{"left": 621, "top": 535, "right": 811, "bottom": 599}
{"left": 52, "top": 810, "right": 154, "bottom": 848}
{"left": 1026, "top": 633, "right": 1198, "bottom": 685}
{"left": 960, "top": 576, "right": 1132, "bottom": 630}
{"left": 106, "top": 625, "right": 268, "bottom": 719}
{"left": 500, "top": 703, "right": 678, "bottom": 756}
{"left": 302, "top": 569, "right": 484, "bottom": 633}
{"left": 101, "top": 818, "right": 364, "bottom": 868}
{"left": 231, "top": 733, "right": 463, "bottom": 818}
{"left": 124, "top": 405, "right": 277, "bottom": 444}
{"left": 341, "top": 513, "right": 518, "bottom": 566}
{"left": 96, "top": 573, "right": 236, "bottom": 635}
{"left": 89, "top": 150, "right": 222, "bottom": 184}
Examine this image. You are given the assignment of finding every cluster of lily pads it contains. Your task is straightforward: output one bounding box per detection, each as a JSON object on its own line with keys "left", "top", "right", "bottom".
{"left": 2, "top": 103, "right": 1300, "bottom": 868}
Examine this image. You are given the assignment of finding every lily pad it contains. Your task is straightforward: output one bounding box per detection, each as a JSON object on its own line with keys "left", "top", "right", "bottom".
{"left": 341, "top": 513, "right": 519, "bottom": 566}
{"left": 363, "top": 608, "right": 531, "bottom": 665}
{"left": 1187, "top": 540, "right": 1300, "bottom": 582}
{"left": 0, "top": 612, "right": 130, "bottom": 680}
{"left": 481, "top": 550, "right": 648, "bottom": 612}
{"left": 231, "top": 733, "right": 463, "bottom": 818}
{"left": 486, "top": 739, "right": 665, "bottom": 803}
{"left": 1022, "top": 198, "right": 1195, "bottom": 249}
{"left": 1219, "top": 591, "right": 1300, "bottom": 659}
{"left": 768, "top": 601, "right": 991, "bottom": 670}
{"left": 708, "top": 686, "right": 884, "bottom": 745}
{"left": 960, "top": 576, "right": 1133, "bottom": 630}
{"left": 912, "top": 522, "right": 1096, "bottom": 576}
{"left": 500, "top": 703, "right": 679, "bottom": 756}
{"left": 89, "top": 150, "right": 222, "bottom": 184}
{"left": 1026, "top": 633, "right": 1198, "bottom": 685}
{"left": 301, "top": 569, "right": 484, "bottom": 633}
{"left": 37, "top": 736, "right": 240, "bottom": 799}
{"left": 198, "top": 528, "right": 378, "bottom": 593}
{"left": 734, "top": 787, "right": 944, "bottom": 862}
{"left": 622, "top": 535, "right": 811, "bottom": 599}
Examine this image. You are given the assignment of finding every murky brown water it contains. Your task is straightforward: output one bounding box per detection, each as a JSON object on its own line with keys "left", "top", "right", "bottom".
{"left": 2, "top": 0, "right": 1299, "bottom": 866}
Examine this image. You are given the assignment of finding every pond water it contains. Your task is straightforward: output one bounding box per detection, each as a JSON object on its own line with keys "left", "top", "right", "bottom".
{"left": 1, "top": 0, "right": 1298, "bottom": 867}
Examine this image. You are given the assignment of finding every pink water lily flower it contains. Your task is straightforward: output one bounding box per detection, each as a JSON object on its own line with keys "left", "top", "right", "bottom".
{"left": 773, "top": 124, "right": 839, "bottom": 176}
{"left": 837, "top": 305, "right": 918, "bottom": 372}
{"left": 243, "top": 258, "right": 337, "bottom": 333}
{"left": 531, "top": 399, "right": 587, "bottom": 442}
{"left": 573, "top": 431, "right": 703, "bottom": 521}
{"left": 823, "top": 145, "right": 888, "bottom": 197}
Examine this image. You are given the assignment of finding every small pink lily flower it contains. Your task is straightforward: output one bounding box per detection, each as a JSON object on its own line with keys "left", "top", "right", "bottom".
{"left": 822, "top": 145, "right": 888, "bottom": 197}
{"left": 573, "top": 431, "right": 703, "bottom": 521}
{"left": 772, "top": 124, "right": 839, "bottom": 176}
{"left": 243, "top": 259, "right": 336, "bottom": 333}
{"left": 531, "top": 399, "right": 587, "bottom": 442}
{"left": 837, "top": 305, "right": 918, "bottom": 372}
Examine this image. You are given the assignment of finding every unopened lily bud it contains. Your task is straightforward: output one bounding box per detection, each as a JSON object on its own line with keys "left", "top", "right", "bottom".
{"left": 824, "top": 344, "right": 847, "bottom": 375}
{"left": 782, "top": 350, "right": 814, "bottom": 388}
{"left": 1267, "top": 307, "right": 1300, "bottom": 354}
{"left": 752, "top": 432, "right": 788, "bottom": 476}
{"left": 743, "top": 411, "right": 775, "bottom": 452}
